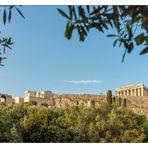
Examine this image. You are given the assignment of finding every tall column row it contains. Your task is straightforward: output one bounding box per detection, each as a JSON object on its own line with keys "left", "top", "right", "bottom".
{"left": 118, "top": 87, "right": 144, "bottom": 96}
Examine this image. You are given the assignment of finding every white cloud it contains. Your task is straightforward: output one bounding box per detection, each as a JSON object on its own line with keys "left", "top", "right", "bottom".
{"left": 63, "top": 80, "right": 103, "bottom": 84}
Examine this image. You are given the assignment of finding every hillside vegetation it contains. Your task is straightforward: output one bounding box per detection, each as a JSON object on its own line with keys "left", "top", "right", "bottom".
{"left": 0, "top": 102, "right": 148, "bottom": 143}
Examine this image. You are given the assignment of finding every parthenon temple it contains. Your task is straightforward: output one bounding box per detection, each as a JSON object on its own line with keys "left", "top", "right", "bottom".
{"left": 116, "top": 83, "right": 148, "bottom": 97}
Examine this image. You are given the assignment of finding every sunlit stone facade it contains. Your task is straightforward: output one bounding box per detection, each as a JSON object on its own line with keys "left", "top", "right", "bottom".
{"left": 116, "top": 83, "right": 148, "bottom": 97}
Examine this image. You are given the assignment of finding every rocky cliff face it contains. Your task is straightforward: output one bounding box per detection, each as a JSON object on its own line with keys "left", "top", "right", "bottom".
{"left": 46, "top": 94, "right": 106, "bottom": 108}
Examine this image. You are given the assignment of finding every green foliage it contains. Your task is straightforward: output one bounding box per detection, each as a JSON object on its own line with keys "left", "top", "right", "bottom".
{"left": 0, "top": 102, "right": 6, "bottom": 106}
{"left": 41, "top": 103, "right": 48, "bottom": 107}
{"left": 142, "top": 120, "right": 148, "bottom": 142}
{"left": 0, "top": 103, "right": 147, "bottom": 142}
{"left": 58, "top": 6, "right": 148, "bottom": 62}
{"left": 106, "top": 90, "right": 112, "bottom": 105}
{"left": 29, "top": 101, "right": 38, "bottom": 106}
{"left": 0, "top": 6, "right": 24, "bottom": 66}
{"left": 10, "top": 124, "right": 22, "bottom": 142}
{"left": 0, "top": 36, "right": 13, "bottom": 66}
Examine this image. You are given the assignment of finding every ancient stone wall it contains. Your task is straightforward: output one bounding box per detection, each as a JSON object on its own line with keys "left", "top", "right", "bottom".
{"left": 14, "top": 97, "right": 24, "bottom": 104}
{"left": 0, "top": 93, "right": 13, "bottom": 106}
{"left": 123, "top": 96, "right": 148, "bottom": 108}
{"left": 24, "top": 96, "right": 50, "bottom": 105}
{"left": 46, "top": 94, "right": 106, "bottom": 108}
{"left": 2, "top": 90, "right": 148, "bottom": 109}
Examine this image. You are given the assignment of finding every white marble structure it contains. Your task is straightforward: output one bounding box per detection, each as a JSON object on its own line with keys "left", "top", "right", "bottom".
{"left": 116, "top": 83, "right": 148, "bottom": 97}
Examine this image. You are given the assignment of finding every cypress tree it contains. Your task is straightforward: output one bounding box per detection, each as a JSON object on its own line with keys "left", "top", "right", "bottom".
{"left": 106, "top": 90, "right": 112, "bottom": 104}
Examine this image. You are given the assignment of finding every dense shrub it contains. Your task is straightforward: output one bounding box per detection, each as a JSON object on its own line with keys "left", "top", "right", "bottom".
{"left": 0, "top": 103, "right": 147, "bottom": 142}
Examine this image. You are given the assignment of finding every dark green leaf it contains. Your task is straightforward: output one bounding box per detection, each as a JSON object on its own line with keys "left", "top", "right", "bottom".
{"left": 65, "top": 22, "right": 69, "bottom": 38}
{"left": 78, "top": 6, "right": 86, "bottom": 20}
{"left": 68, "top": 6, "right": 73, "bottom": 20}
{"left": 124, "top": 41, "right": 128, "bottom": 49}
{"left": 8, "top": 37, "right": 11, "bottom": 44}
{"left": 90, "top": 6, "right": 103, "bottom": 16}
{"left": 65, "top": 22, "right": 75, "bottom": 40}
{"left": 91, "top": 22, "right": 104, "bottom": 33}
{"left": 113, "top": 39, "right": 119, "bottom": 47}
{"left": 15, "top": 7, "right": 25, "bottom": 18}
{"left": 81, "top": 26, "right": 87, "bottom": 36}
{"left": 142, "top": 19, "right": 148, "bottom": 32}
{"left": 57, "top": 8, "right": 70, "bottom": 20}
{"left": 72, "top": 6, "right": 77, "bottom": 19}
{"left": 67, "top": 24, "right": 74, "bottom": 40}
{"left": 119, "top": 41, "right": 122, "bottom": 47}
{"left": 107, "top": 34, "right": 118, "bottom": 37}
{"left": 3, "top": 8, "right": 7, "bottom": 25}
{"left": 84, "top": 24, "right": 89, "bottom": 32}
{"left": 127, "top": 42, "right": 134, "bottom": 53}
{"left": 8, "top": 9, "right": 12, "bottom": 23}
{"left": 101, "top": 22, "right": 108, "bottom": 30}
{"left": 126, "top": 23, "right": 132, "bottom": 40}
{"left": 140, "top": 46, "right": 148, "bottom": 55}
{"left": 113, "top": 13, "right": 120, "bottom": 32}
{"left": 3, "top": 47, "right": 6, "bottom": 54}
{"left": 2, "top": 44, "right": 12, "bottom": 50}
{"left": 135, "top": 33, "right": 145, "bottom": 45}
{"left": 77, "top": 25, "right": 85, "bottom": 41}
{"left": 86, "top": 6, "right": 90, "bottom": 13}
{"left": 107, "top": 19, "right": 113, "bottom": 28}
{"left": 120, "top": 31, "right": 125, "bottom": 37}
{"left": 122, "top": 49, "right": 127, "bottom": 63}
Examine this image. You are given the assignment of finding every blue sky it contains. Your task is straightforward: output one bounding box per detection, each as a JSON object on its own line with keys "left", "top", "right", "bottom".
{"left": 0, "top": 6, "right": 148, "bottom": 97}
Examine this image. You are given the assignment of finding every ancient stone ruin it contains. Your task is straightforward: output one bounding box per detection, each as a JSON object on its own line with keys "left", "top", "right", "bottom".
{"left": 0, "top": 93, "right": 13, "bottom": 106}
{"left": 0, "top": 83, "right": 148, "bottom": 109}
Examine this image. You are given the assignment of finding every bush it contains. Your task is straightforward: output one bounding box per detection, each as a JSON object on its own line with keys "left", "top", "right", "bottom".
{"left": 0, "top": 103, "right": 147, "bottom": 142}
{"left": 41, "top": 103, "right": 48, "bottom": 107}
{"left": 29, "top": 101, "right": 37, "bottom": 106}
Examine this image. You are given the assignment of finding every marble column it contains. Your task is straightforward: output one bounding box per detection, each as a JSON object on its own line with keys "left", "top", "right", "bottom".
{"left": 141, "top": 88, "right": 144, "bottom": 96}
{"left": 132, "top": 89, "right": 134, "bottom": 96}
{"left": 131, "top": 89, "right": 133, "bottom": 96}
{"left": 136, "top": 88, "right": 138, "bottom": 96}
{"left": 139, "top": 88, "right": 141, "bottom": 96}
{"left": 126, "top": 90, "right": 128, "bottom": 96}
{"left": 123, "top": 91, "right": 125, "bottom": 96}
{"left": 124, "top": 90, "right": 126, "bottom": 96}
{"left": 134, "top": 88, "right": 137, "bottom": 96}
{"left": 127, "top": 90, "right": 129, "bottom": 96}
{"left": 129, "top": 89, "right": 131, "bottom": 96}
{"left": 138, "top": 88, "right": 140, "bottom": 96}
{"left": 125, "top": 90, "right": 127, "bottom": 96}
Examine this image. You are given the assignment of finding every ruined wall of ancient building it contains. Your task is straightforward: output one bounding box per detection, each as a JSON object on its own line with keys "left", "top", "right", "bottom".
{"left": 0, "top": 93, "right": 13, "bottom": 106}
{"left": 22, "top": 93, "right": 107, "bottom": 107}
{"left": 144, "top": 89, "right": 148, "bottom": 96}
{"left": 14, "top": 97, "right": 24, "bottom": 104}
{"left": 46, "top": 94, "right": 106, "bottom": 108}
{"left": 24, "top": 96, "right": 50, "bottom": 105}
{"left": 115, "top": 94, "right": 148, "bottom": 109}
{"left": 25, "top": 90, "right": 54, "bottom": 99}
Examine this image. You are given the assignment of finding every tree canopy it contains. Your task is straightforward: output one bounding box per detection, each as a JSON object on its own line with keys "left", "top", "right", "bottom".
{"left": 0, "top": 103, "right": 147, "bottom": 142}
{"left": 1, "top": 6, "right": 148, "bottom": 65}
{"left": 58, "top": 6, "right": 148, "bottom": 62}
